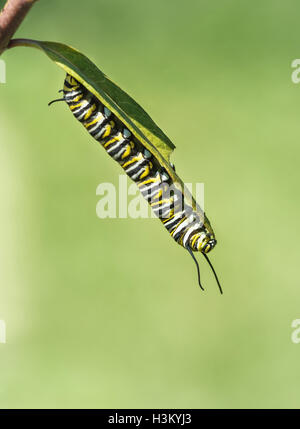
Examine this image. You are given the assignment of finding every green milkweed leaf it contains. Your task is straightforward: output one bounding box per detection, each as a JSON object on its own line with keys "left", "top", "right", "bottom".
{"left": 8, "top": 38, "right": 204, "bottom": 214}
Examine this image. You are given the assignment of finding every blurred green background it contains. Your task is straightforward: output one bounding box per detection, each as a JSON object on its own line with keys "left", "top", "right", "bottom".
{"left": 0, "top": 0, "right": 299, "bottom": 409}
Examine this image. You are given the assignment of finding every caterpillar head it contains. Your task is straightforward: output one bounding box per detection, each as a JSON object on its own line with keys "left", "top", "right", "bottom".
{"left": 188, "top": 230, "right": 217, "bottom": 253}
{"left": 187, "top": 231, "right": 222, "bottom": 294}
{"left": 201, "top": 235, "right": 217, "bottom": 254}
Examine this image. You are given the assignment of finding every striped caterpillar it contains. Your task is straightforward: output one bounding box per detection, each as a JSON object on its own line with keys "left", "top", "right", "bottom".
{"left": 49, "top": 74, "right": 222, "bottom": 293}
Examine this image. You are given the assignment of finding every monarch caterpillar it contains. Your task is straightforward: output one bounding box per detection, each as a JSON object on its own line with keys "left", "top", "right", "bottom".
{"left": 49, "top": 74, "right": 222, "bottom": 294}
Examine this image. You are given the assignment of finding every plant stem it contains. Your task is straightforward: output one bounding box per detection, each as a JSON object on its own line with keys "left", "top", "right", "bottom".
{"left": 0, "top": 0, "right": 39, "bottom": 55}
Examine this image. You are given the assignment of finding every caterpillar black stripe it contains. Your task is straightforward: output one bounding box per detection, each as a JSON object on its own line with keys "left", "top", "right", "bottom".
{"left": 49, "top": 74, "right": 222, "bottom": 293}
